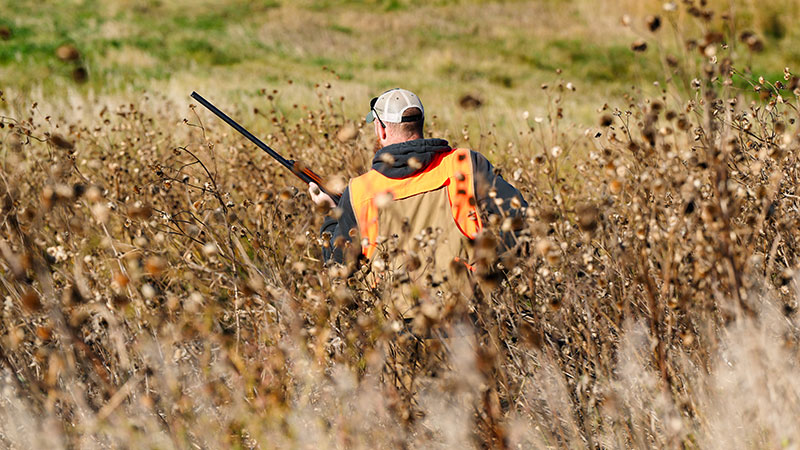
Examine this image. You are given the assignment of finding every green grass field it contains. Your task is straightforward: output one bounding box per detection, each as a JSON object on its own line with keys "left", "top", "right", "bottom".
{"left": 4, "top": 0, "right": 799, "bottom": 129}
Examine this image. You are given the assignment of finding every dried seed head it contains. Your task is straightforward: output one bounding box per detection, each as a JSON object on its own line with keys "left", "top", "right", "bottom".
{"left": 141, "top": 284, "right": 156, "bottom": 299}
{"left": 55, "top": 184, "right": 74, "bottom": 200}
{"left": 72, "top": 67, "right": 88, "bottom": 83}
{"left": 42, "top": 186, "right": 55, "bottom": 209}
{"left": 49, "top": 134, "right": 74, "bottom": 150}
{"left": 405, "top": 253, "right": 421, "bottom": 271}
{"left": 36, "top": 326, "right": 52, "bottom": 341}
{"left": 202, "top": 242, "right": 218, "bottom": 256}
{"left": 535, "top": 238, "right": 554, "bottom": 258}
{"left": 91, "top": 203, "right": 109, "bottom": 223}
{"left": 666, "top": 54, "right": 679, "bottom": 68}
{"left": 576, "top": 203, "right": 599, "bottom": 232}
{"left": 337, "top": 124, "right": 358, "bottom": 142}
{"left": 677, "top": 116, "right": 690, "bottom": 131}
{"left": 375, "top": 192, "right": 394, "bottom": 209}
{"left": 21, "top": 287, "right": 42, "bottom": 313}
{"left": 459, "top": 94, "right": 483, "bottom": 110}
{"left": 56, "top": 44, "right": 80, "bottom": 62}
{"left": 145, "top": 256, "right": 166, "bottom": 276}
{"left": 610, "top": 179, "right": 623, "bottom": 195}
{"left": 740, "top": 31, "right": 764, "bottom": 52}
{"left": 379, "top": 152, "right": 396, "bottom": 166}
{"left": 128, "top": 203, "right": 152, "bottom": 219}
{"left": 646, "top": 15, "right": 662, "bottom": 32}
{"left": 450, "top": 258, "right": 468, "bottom": 276}
{"left": 113, "top": 271, "right": 130, "bottom": 289}
{"left": 540, "top": 208, "right": 559, "bottom": 223}
{"left": 292, "top": 261, "right": 306, "bottom": 273}
{"left": 631, "top": 40, "right": 648, "bottom": 52}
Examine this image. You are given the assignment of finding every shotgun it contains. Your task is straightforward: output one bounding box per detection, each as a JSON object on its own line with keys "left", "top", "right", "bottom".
{"left": 190, "top": 91, "right": 341, "bottom": 204}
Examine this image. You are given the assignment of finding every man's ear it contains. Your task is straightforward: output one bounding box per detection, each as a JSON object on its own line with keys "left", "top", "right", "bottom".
{"left": 375, "top": 121, "right": 387, "bottom": 140}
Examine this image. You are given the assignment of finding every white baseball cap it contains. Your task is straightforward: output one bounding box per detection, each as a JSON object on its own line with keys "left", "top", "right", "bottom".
{"left": 366, "top": 88, "right": 424, "bottom": 125}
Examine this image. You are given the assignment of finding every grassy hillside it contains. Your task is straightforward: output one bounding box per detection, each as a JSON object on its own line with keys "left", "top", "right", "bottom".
{"left": 3, "top": 0, "right": 799, "bottom": 129}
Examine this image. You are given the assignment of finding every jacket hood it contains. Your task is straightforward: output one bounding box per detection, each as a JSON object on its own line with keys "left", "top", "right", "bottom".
{"left": 372, "top": 138, "right": 452, "bottom": 179}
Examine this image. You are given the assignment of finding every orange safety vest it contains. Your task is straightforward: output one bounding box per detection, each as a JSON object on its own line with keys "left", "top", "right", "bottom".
{"left": 349, "top": 148, "right": 483, "bottom": 260}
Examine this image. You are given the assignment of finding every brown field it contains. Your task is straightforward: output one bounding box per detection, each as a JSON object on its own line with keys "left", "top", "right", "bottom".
{"left": 2, "top": 0, "right": 800, "bottom": 448}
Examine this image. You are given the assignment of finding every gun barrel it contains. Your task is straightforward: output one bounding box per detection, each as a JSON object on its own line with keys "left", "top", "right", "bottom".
{"left": 190, "top": 91, "right": 297, "bottom": 172}
{"left": 191, "top": 92, "right": 341, "bottom": 204}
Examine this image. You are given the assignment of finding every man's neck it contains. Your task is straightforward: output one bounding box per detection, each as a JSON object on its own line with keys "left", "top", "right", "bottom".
{"left": 381, "top": 134, "right": 423, "bottom": 148}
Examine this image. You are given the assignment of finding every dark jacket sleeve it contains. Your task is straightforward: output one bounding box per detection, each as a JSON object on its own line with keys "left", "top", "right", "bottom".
{"left": 319, "top": 186, "right": 359, "bottom": 263}
{"left": 470, "top": 151, "right": 528, "bottom": 249}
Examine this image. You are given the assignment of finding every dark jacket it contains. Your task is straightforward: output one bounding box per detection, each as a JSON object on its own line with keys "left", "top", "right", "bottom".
{"left": 321, "top": 138, "right": 527, "bottom": 263}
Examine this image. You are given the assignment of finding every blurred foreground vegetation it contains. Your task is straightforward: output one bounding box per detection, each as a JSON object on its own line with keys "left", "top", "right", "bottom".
{"left": 3, "top": 0, "right": 800, "bottom": 448}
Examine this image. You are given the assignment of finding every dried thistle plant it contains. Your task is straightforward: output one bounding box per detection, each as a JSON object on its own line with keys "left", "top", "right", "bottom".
{"left": 0, "top": 2, "right": 800, "bottom": 448}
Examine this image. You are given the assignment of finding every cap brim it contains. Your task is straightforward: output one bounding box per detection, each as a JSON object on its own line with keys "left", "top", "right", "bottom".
{"left": 366, "top": 110, "right": 375, "bottom": 123}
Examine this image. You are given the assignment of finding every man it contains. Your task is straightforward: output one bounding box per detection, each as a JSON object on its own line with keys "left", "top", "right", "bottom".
{"left": 309, "top": 88, "right": 526, "bottom": 288}
{"left": 311, "top": 90, "right": 527, "bottom": 401}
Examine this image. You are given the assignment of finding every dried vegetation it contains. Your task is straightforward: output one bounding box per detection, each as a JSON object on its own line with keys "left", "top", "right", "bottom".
{"left": 2, "top": 2, "right": 800, "bottom": 448}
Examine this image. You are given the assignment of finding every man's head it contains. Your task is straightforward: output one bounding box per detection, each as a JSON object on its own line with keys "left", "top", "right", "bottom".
{"left": 366, "top": 88, "right": 424, "bottom": 147}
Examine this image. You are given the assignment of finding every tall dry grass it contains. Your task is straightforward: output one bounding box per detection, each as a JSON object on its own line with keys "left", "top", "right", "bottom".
{"left": 1, "top": 1, "right": 800, "bottom": 448}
